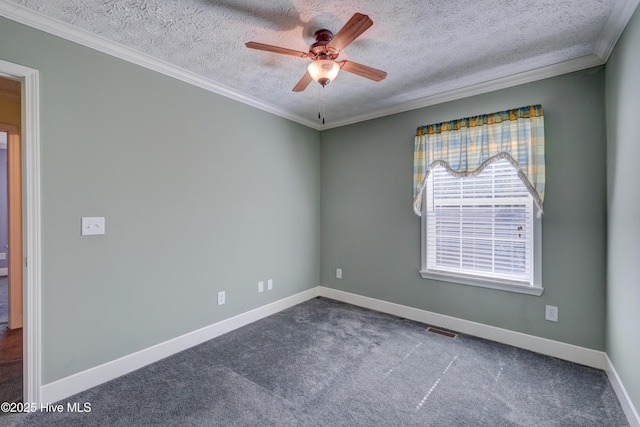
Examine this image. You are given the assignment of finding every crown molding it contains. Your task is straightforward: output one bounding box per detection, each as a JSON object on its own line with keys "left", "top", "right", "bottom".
{"left": 0, "top": 0, "right": 633, "bottom": 131}
{"left": 322, "top": 54, "right": 605, "bottom": 130}
{"left": 595, "top": 0, "right": 640, "bottom": 61}
{"left": 0, "top": 1, "right": 320, "bottom": 130}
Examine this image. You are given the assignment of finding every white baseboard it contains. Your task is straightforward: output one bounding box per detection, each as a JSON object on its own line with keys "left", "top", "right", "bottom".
{"left": 42, "top": 284, "right": 633, "bottom": 423}
{"left": 318, "top": 286, "right": 607, "bottom": 370}
{"left": 605, "top": 354, "right": 640, "bottom": 427}
{"left": 40, "top": 287, "right": 320, "bottom": 404}
{"left": 326, "top": 284, "right": 639, "bottom": 426}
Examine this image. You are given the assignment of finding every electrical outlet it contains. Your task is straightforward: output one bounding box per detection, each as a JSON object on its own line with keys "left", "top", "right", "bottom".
{"left": 217, "top": 291, "right": 225, "bottom": 306}
{"left": 336, "top": 268, "right": 342, "bottom": 279}
{"left": 545, "top": 305, "right": 558, "bottom": 322}
{"left": 81, "top": 217, "right": 105, "bottom": 236}
{"left": 258, "top": 281, "right": 264, "bottom": 293}
{"left": 267, "top": 279, "right": 273, "bottom": 290}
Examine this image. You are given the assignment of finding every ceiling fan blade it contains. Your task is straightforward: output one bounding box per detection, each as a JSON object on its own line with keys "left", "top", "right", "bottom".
{"left": 339, "top": 60, "right": 387, "bottom": 82}
{"left": 327, "top": 13, "right": 373, "bottom": 51}
{"left": 293, "top": 71, "right": 313, "bottom": 92}
{"left": 245, "top": 42, "right": 308, "bottom": 58}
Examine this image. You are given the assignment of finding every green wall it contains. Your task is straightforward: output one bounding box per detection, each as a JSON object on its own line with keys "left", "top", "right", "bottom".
{"left": 321, "top": 67, "right": 607, "bottom": 350}
{"left": 1, "top": 8, "right": 637, "bottom": 410}
{"left": 605, "top": 5, "right": 640, "bottom": 413}
{"left": 0, "top": 17, "right": 321, "bottom": 384}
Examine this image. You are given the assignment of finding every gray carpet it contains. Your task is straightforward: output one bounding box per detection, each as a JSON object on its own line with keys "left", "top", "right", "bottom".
{"left": 2, "top": 297, "right": 628, "bottom": 426}
{"left": 0, "top": 360, "right": 22, "bottom": 405}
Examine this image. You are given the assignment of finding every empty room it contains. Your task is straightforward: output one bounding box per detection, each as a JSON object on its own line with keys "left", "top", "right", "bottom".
{"left": 0, "top": 0, "right": 638, "bottom": 425}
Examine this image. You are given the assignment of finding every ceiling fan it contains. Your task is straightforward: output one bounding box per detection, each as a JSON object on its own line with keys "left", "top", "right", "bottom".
{"left": 245, "top": 13, "right": 387, "bottom": 92}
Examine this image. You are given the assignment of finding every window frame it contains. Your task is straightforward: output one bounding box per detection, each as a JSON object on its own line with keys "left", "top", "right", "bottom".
{"left": 419, "top": 163, "right": 543, "bottom": 296}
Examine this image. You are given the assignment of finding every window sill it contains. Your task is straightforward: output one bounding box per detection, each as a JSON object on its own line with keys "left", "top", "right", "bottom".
{"left": 419, "top": 270, "right": 544, "bottom": 296}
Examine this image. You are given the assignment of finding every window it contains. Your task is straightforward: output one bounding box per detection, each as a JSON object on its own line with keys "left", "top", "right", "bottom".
{"left": 413, "top": 105, "right": 545, "bottom": 294}
{"left": 420, "top": 159, "right": 542, "bottom": 295}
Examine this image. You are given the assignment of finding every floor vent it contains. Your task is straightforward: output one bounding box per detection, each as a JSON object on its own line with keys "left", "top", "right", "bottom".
{"left": 426, "top": 327, "right": 458, "bottom": 339}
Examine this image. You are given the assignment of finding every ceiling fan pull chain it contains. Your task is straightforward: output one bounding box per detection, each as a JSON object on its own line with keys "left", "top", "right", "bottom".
{"left": 318, "top": 84, "right": 322, "bottom": 120}
{"left": 318, "top": 85, "right": 325, "bottom": 124}
{"left": 322, "top": 100, "right": 326, "bottom": 125}
{"left": 322, "top": 86, "right": 326, "bottom": 125}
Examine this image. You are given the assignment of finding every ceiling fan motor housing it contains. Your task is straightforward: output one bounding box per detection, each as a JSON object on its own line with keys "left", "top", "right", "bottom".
{"left": 309, "top": 29, "right": 339, "bottom": 60}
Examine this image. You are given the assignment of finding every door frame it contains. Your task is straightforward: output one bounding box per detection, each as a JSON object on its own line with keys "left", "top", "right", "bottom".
{"left": 0, "top": 59, "right": 42, "bottom": 405}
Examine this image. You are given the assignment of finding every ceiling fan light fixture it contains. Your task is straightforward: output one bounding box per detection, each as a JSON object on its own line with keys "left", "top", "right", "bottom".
{"left": 308, "top": 60, "right": 340, "bottom": 86}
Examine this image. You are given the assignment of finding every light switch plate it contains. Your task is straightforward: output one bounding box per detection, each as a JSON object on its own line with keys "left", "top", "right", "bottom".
{"left": 267, "top": 279, "right": 273, "bottom": 290}
{"left": 81, "top": 217, "right": 105, "bottom": 236}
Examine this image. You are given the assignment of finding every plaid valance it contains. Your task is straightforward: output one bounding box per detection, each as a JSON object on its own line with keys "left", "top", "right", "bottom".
{"left": 413, "top": 105, "right": 545, "bottom": 216}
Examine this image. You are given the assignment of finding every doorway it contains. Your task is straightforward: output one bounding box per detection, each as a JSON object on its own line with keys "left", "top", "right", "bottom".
{"left": 0, "top": 58, "right": 41, "bottom": 406}
{"left": 0, "top": 76, "right": 23, "bottom": 403}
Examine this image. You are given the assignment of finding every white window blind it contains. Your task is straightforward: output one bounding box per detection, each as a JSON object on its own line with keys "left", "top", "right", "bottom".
{"left": 425, "top": 159, "right": 534, "bottom": 286}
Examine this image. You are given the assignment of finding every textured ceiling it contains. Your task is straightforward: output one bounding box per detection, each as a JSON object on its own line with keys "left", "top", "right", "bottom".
{"left": 1, "top": 0, "right": 634, "bottom": 128}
